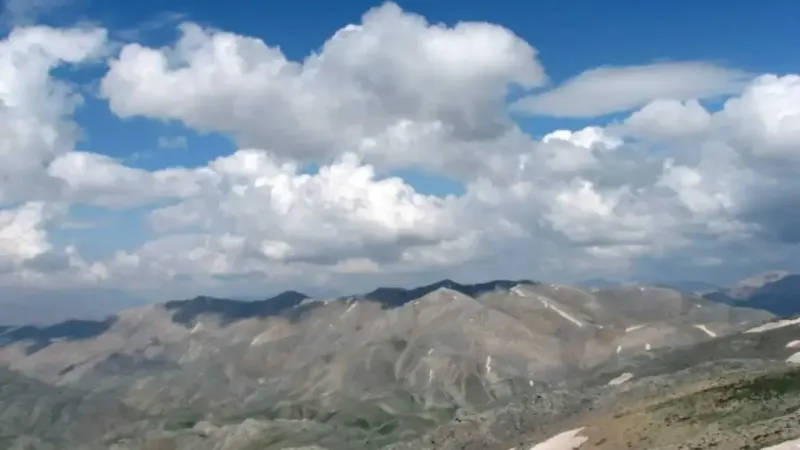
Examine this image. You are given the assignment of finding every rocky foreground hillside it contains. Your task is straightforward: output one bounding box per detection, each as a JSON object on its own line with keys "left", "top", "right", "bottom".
{"left": 1, "top": 279, "right": 799, "bottom": 449}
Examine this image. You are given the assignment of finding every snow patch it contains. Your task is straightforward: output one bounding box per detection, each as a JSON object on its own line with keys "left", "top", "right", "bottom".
{"left": 645, "top": 343, "right": 651, "bottom": 351}
{"left": 485, "top": 355, "right": 493, "bottom": 374}
{"left": 745, "top": 317, "right": 800, "bottom": 334}
{"left": 625, "top": 324, "right": 645, "bottom": 333}
{"left": 786, "top": 340, "right": 800, "bottom": 349}
{"left": 298, "top": 297, "right": 325, "bottom": 307}
{"left": 540, "top": 297, "right": 584, "bottom": 327}
{"left": 250, "top": 332, "right": 271, "bottom": 347}
{"left": 787, "top": 352, "right": 800, "bottom": 364}
{"left": 529, "top": 380, "right": 534, "bottom": 386}
{"left": 616, "top": 345, "right": 622, "bottom": 354}
{"left": 191, "top": 322, "right": 205, "bottom": 334}
{"left": 694, "top": 324, "right": 717, "bottom": 337}
{"left": 608, "top": 372, "right": 633, "bottom": 386}
{"left": 759, "top": 436, "right": 800, "bottom": 449}
{"left": 529, "top": 427, "right": 588, "bottom": 450}
{"left": 512, "top": 286, "right": 530, "bottom": 297}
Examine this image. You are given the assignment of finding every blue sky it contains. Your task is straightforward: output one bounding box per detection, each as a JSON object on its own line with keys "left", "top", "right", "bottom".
{"left": 1, "top": 0, "right": 799, "bottom": 308}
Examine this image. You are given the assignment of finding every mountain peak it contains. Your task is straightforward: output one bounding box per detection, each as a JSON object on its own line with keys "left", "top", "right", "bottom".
{"left": 730, "top": 270, "right": 789, "bottom": 298}
{"left": 267, "top": 290, "right": 309, "bottom": 303}
{"left": 362, "top": 278, "right": 536, "bottom": 308}
{"left": 164, "top": 290, "right": 311, "bottom": 325}
{"left": 428, "top": 286, "right": 468, "bottom": 297}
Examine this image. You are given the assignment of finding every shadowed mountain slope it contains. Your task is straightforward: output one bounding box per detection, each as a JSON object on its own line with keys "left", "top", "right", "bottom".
{"left": 164, "top": 290, "right": 311, "bottom": 325}
{"left": 705, "top": 273, "right": 800, "bottom": 316}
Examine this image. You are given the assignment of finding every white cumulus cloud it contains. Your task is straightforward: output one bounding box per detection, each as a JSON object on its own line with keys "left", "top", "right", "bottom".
{"left": 100, "top": 2, "right": 545, "bottom": 175}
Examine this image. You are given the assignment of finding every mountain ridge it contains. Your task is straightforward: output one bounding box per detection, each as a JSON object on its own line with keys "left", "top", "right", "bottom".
{"left": 703, "top": 272, "right": 800, "bottom": 316}
{"left": 0, "top": 277, "right": 798, "bottom": 449}
{"left": 360, "top": 278, "right": 537, "bottom": 308}
{"left": 0, "top": 277, "right": 786, "bottom": 354}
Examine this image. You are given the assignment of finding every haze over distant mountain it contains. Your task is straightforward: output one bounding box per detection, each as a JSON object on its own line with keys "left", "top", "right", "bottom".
{"left": 704, "top": 271, "right": 800, "bottom": 316}
{"left": 652, "top": 280, "right": 722, "bottom": 295}
{"left": 578, "top": 279, "right": 722, "bottom": 295}
{"left": 577, "top": 278, "right": 624, "bottom": 289}
{"left": 727, "top": 271, "right": 790, "bottom": 299}
{"left": 3, "top": 277, "right": 795, "bottom": 449}
{"left": 0, "top": 288, "right": 148, "bottom": 326}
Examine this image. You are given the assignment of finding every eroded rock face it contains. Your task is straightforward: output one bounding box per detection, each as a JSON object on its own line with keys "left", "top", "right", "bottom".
{"left": 0, "top": 280, "right": 791, "bottom": 449}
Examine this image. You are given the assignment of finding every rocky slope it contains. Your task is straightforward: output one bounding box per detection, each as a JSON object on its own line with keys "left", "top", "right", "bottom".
{"left": 0, "top": 279, "right": 790, "bottom": 449}
{"left": 389, "top": 314, "right": 800, "bottom": 449}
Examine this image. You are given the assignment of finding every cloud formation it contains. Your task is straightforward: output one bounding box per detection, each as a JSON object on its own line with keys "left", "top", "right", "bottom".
{"left": 0, "top": 2, "right": 798, "bottom": 300}
{"left": 1, "top": 0, "right": 68, "bottom": 28}
{"left": 100, "top": 3, "right": 545, "bottom": 174}
{"left": 514, "top": 62, "right": 750, "bottom": 118}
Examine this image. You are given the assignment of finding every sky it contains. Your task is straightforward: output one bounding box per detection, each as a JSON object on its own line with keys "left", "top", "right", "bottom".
{"left": 0, "top": 0, "right": 799, "bottom": 309}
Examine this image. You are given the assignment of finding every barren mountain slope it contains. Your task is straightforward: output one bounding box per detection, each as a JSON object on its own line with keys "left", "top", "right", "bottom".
{"left": 0, "top": 280, "right": 783, "bottom": 449}
{"left": 388, "top": 314, "right": 800, "bottom": 449}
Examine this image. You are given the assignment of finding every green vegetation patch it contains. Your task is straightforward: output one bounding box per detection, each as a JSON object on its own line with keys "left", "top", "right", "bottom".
{"left": 719, "top": 369, "right": 800, "bottom": 402}
{"left": 646, "top": 368, "right": 800, "bottom": 429}
{"left": 163, "top": 407, "right": 205, "bottom": 431}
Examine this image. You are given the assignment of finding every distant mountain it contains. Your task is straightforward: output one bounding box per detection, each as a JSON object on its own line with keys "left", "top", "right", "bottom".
{"left": 576, "top": 278, "right": 622, "bottom": 288}
{"left": 0, "top": 279, "right": 781, "bottom": 449}
{"left": 704, "top": 272, "right": 800, "bottom": 316}
{"left": 360, "top": 278, "right": 536, "bottom": 308}
{"left": 0, "top": 288, "right": 147, "bottom": 325}
{"left": 0, "top": 318, "right": 117, "bottom": 354}
{"left": 164, "top": 290, "right": 311, "bottom": 325}
{"left": 653, "top": 280, "right": 721, "bottom": 294}
{"left": 3, "top": 281, "right": 548, "bottom": 354}
{"left": 729, "top": 270, "right": 789, "bottom": 298}
{"left": 733, "top": 274, "right": 800, "bottom": 316}
{"left": 578, "top": 278, "right": 722, "bottom": 294}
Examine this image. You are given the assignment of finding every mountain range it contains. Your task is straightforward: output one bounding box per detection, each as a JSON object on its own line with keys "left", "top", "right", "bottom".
{"left": 703, "top": 272, "right": 800, "bottom": 316}
{"left": 0, "top": 276, "right": 799, "bottom": 449}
